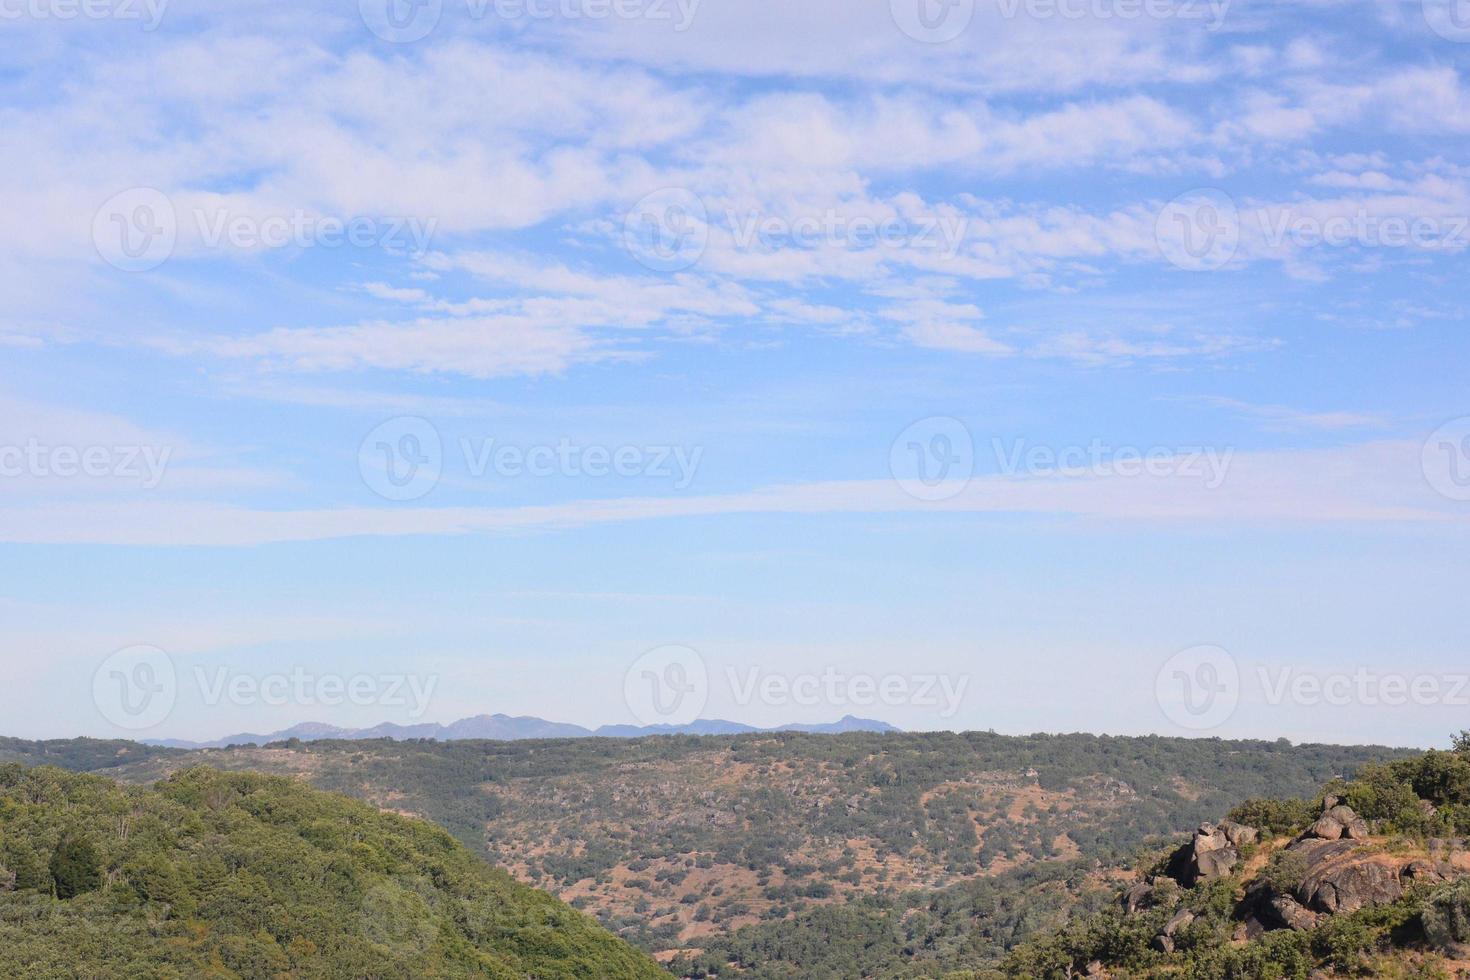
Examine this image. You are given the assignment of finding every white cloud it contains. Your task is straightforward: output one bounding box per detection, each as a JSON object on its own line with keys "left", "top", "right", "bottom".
{"left": 0, "top": 441, "right": 1454, "bottom": 546}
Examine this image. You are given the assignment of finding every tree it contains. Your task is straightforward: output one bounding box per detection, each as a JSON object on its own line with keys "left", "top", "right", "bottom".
{"left": 50, "top": 833, "right": 102, "bottom": 899}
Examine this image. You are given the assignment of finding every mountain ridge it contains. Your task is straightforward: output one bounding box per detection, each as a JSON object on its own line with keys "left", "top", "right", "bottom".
{"left": 144, "top": 712, "right": 900, "bottom": 749}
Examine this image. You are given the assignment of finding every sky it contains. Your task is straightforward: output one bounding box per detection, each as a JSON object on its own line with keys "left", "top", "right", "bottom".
{"left": 1, "top": 0, "right": 1468, "bottom": 748}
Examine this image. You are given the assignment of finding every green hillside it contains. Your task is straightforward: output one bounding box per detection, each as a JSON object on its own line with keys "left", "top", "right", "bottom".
{"left": 0, "top": 764, "right": 666, "bottom": 979}
{"left": 97, "top": 730, "right": 1415, "bottom": 972}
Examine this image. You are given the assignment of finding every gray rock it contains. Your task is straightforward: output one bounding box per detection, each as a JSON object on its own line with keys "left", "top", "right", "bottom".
{"left": 1121, "top": 881, "right": 1154, "bottom": 915}
{"left": 1324, "top": 805, "right": 1370, "bottom": 840}
{"left": 1169, "top": 823, "right": 1241, "bottom": 884}
{"left": 1268, "top": 894, "right": 1320, "bottom": 931}
{"left": 1306, "top": 815, "right": 1345, "bottom": 840}
{"left": 1219, "top": 820, "right": 1259, "bottom": 848}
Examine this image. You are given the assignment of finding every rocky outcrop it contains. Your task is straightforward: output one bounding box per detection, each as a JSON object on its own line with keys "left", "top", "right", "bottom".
{"left": 1240, "top": 803, "right": 1455, "bottom": 930}
{"left": 1292, "top": 837, "right": 1404, "bottom": 915}
{"left": 1163, "top": 820, "right": 1257, "bottom": 887}
{"left": 1305, "top": 804, "right": 1370, "bottom": 842}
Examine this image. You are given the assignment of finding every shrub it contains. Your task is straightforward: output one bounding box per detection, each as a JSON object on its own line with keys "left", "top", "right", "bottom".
{"left": 49, "top": 833, "right": 102, "bottom": 899}
{"left": 1423, "top": 879, "right": 1470, "bottom": 952}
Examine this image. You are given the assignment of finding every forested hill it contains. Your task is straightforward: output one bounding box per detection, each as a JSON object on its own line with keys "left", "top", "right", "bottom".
{"left": 0, "top": 735, "right": 179, "bottom": 773}
{"left": 96, "top": 730, "right": 1418, "bottom": 969}
{"left": 0, "top": 764, "right": 666, "bottom": 979}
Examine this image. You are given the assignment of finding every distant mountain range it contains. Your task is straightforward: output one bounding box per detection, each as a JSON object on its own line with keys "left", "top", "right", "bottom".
{"left": 144, "top": 713, "right": 900, "bottom": 749}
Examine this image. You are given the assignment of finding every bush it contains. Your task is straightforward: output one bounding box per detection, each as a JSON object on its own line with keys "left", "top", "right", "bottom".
{"left": 49, "top": 833, "right": 102, "bottom": 899}
{"left": 1227, "top": 798, "right": 1316, "bottom": 838}
{"left": 1423, "top": 879, "right": 1470, "bottom": 951}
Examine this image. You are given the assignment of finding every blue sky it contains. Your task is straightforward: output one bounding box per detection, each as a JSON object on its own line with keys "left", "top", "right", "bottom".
{"left": 2, "top": 0, "right": 1469, "bottom": 747}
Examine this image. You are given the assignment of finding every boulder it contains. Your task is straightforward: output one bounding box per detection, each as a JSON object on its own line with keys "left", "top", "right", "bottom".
{"left": 1267, "top": 894, "right": 1320, "bottom": 931}
{"left": 1324, "top": 805, "right": 1370, "bottom": 840}
{"left": 1293, "top": 838, "right": 1404, "bottom": 915}
{"left": 1306, "top": 814, "right": 1345, "bottom": 841}
{"left": 1151, "top": 907, "right": 1196, "bottom": 953}
{"left": 1303, "top": 804, "right": 1369, "bottom": 842}
{"left": 1219, "top": 820, "right": 1259, "bottom": 848}
{"left": 1401, "top": 858, "right": 1445, "bottom": 885}
{"left": 1120, "top": 881, "right": 1155, "bottom": 915}
{"left": 1165, "top": 823, "right": 1242, "bottom": 886}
